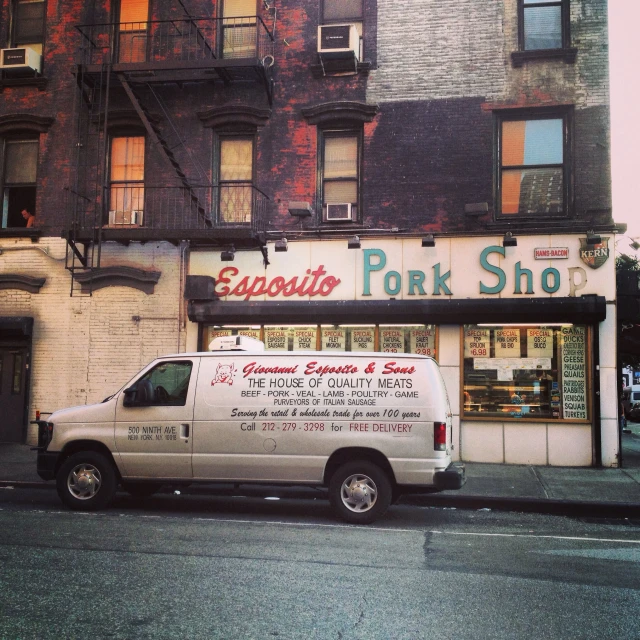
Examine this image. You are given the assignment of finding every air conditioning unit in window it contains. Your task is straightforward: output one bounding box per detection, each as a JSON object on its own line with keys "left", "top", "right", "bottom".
{"left": 326, "top": 203, "right": 352, "bottom": 221}
{"left": 0, "top": 47, "right": 42, "bottom": 73}
{"left": 108, "top": 210, "right": 144, "bottom": 226}
{"left": 317, "top": 24, "right": 360, "bottom": 61}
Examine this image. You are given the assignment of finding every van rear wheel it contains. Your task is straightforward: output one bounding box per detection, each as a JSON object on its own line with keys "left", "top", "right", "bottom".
{"left": 56, "top": 451, "right": 117, "bottom": 511}
{"left": 329, "top": 461, "right": 392, "bottom": 524}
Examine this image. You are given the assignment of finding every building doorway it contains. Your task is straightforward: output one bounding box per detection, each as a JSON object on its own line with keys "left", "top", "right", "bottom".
{"left": 0, "top": 345, "right": 29, "bottom": 442}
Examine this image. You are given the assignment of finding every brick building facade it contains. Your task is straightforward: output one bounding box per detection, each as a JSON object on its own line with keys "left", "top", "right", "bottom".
{"left": 0, "top": 0, "right": 623, "bottom": 466}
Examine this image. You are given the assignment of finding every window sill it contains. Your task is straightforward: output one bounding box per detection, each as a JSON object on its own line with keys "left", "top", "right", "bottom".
{"left": 511, "top": 48, "right": 577, "bottom": 68}
{"left": 0, "top": 75, "right": 48, "bottom": 91}
{"left": 0, "top": 228, "right": 42, "bottom": 241}
{"left": 311, "top": 59, "right": 371, "bottom": 78}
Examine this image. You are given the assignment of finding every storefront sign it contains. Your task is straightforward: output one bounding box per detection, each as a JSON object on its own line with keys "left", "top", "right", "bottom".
{"left": 198, "top": 235, "right": 613, "bottom": 302}
{"left": 293, "top": 328, "right": 316, "bottom": 350}
{"left": 534, "top": 248, "right": 568, "bottom": 259}
{"left": 264, "top": 328, "right": 289, "bottom": 350}
{"left": 380, "top": 328, "right": 404, "bottom": 353}
{"left": 561, "top": 326, "right": 588, "bottom": 419}
{"left": 410, "top": 328, "right": 436, "bottom": 356}
{"left": 494, "top": 328, "right": 520, "bottom": 357}
{"left": 351, "top": 328, "right": 375, "bottom": 352}
{"left": 527, "top": 328, "right": 554, "bottom": 358}
{"left": 579, "top": 238, "right": 610, "bottom": 270}
{"left": 321, "top": 328, "right": 346, "bottom": 351}
{"left": 238, "top": 328, "right": 261, "bottom": 340}
{"left": 464, "top": 329, "right": 490, "bottom": 358}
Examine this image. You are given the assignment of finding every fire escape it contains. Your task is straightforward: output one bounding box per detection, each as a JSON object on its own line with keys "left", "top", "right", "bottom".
{"left": 65, "top": 3, "right": 275, "bottom": 294}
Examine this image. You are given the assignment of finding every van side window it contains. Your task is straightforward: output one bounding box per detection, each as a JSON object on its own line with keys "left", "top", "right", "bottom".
{"left": 135, "top": 361, "right": 193, "bottom": 406}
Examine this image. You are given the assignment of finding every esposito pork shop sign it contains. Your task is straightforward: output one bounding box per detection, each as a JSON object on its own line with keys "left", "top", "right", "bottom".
{"left": 202, "top": 237, "right": 612, "bottom": 301}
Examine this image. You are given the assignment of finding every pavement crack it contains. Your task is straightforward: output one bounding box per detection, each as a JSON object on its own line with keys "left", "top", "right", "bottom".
{"left": 530, "top": 466, "right": 551, "bottom": 499}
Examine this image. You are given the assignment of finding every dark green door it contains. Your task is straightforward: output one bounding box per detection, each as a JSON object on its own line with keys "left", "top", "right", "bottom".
{"left": 0, "top": 347, "right": 28, "bottom": 442}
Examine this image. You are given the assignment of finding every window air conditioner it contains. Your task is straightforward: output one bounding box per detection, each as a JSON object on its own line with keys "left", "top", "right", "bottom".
{"left": 326, "top": 203, "right": 352, "bottom": 221}
{"left": 317, "top": 24, "right": 360, "bottom": 61}
{"left": 0, "top": 47, "right": 42, "bottom": 73}
{"left": 108, "top": 210, "right": 144, "bottom": 226}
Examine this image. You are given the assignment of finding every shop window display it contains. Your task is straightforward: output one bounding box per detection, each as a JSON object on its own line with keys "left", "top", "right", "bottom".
{"left": 462, "top": 324, "right": 589, "bottom": 420}
{"left": 203, "top": 325, "right": 437, "bottom": 356}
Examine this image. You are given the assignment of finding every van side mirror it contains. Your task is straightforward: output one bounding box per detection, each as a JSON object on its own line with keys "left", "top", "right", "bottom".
{"left": 123, "top": 379, "right": 154, "bottom": 407}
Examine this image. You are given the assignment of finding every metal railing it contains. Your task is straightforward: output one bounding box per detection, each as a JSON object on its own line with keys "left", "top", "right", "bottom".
{"left": 76, "top": 17, "right": 274, "bottom": 66}
{"left": 69, "top": 184, "right": 268, "bottom": 236}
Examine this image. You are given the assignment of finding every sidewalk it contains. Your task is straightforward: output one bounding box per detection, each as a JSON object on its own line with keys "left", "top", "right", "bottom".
{"left": 1, "top": 429, "right": 638, "bottom": 518}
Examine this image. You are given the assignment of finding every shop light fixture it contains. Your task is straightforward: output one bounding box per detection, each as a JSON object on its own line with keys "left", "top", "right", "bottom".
{"left": 586, "top": 230, "right": 602, "bottom": 245}
{"left": 421, "top": 234, "right": 436, "bottom": 248}
{"left": 220, "top": 246, "right": 235, "bottom": 261}
{"left": 502, "top": 232, "right": 517, "bottom": 247}
{"left": 274, "top": 237, "right": 288, "bottom": 252}
{"left": 348, "top": 235, "right": 361, "bottom": 249}
{"left": 477, "top": 323, "right": 573, "bottom": 327}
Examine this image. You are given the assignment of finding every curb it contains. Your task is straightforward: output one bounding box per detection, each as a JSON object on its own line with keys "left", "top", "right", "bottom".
{"left": 1, "top": 480, "right": 638, "bottom": 518}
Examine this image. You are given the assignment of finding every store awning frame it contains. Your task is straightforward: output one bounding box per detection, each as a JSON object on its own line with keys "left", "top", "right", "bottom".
{"left": 188, "top": 295, "right": 607, "bottom": 325}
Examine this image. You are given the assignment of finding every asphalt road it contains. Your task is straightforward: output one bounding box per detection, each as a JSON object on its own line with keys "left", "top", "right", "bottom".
{"left": 1, "top": 489, "right": 639, "bottom": 640}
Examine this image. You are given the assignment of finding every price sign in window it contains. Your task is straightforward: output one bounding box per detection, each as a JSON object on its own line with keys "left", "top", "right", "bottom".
{"left": 464, "top": 329, "right": 490, "bottom": 358}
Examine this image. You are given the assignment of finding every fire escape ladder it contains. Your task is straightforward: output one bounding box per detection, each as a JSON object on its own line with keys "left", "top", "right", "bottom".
{"left": 66, "top": 62, "right": 111, "bottom": 296}
{"left": 117, "top": 74, "right": 211, "bottom": 227}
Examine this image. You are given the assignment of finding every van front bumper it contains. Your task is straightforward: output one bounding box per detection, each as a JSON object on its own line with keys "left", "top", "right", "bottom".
{"left": 433, "top": 463, "right": 466, "bottom": 490}
{"left": 36, "top": 450, "right": 58, "bottom": 481}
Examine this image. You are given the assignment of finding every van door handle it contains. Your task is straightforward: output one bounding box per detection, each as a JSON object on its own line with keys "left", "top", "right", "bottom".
{"left": 181, "top": 423, "right": 190, "bottom": 439}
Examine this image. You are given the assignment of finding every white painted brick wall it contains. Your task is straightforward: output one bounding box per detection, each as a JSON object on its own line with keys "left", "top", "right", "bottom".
{"left": 368, "top": 0, "right": 609, "bottom": 109}
{"left": 0, "top": 238, "right": 185, "bottom": 444}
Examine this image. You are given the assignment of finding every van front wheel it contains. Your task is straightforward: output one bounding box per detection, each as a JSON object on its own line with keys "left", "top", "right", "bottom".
{"left": 56, "top": 451, "right": 117, "bottom": 511}
{"left": 329, "top": 461, "right": 392, "bottom": 524}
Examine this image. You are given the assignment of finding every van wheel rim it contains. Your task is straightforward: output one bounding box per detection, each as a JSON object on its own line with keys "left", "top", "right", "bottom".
{"left": 340, "top": 473, "right": 378, "bottom": 513}
{"left": 67, "top": 464, "right": 102, "bottom": 500}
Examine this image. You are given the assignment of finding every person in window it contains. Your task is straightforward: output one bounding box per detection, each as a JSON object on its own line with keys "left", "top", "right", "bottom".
{"left": 510, "top": 390, "right": 523, "bottom": 404}
{"left": 21, "top": 209, "right": 35, "bottom": 228}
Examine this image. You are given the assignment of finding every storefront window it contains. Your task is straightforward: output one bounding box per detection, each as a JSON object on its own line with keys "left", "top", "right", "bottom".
{"left": 462, "top": 324, "right": 589, "bottom": 420}
{"left": 204, "top": 326, "right": 260, "bottom": 349}
{"left": 203, "top": 324, "right": 437, "bottom": 357}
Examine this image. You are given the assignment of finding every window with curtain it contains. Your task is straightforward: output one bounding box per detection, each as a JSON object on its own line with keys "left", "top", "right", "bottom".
{"left": 12, "top": 0, "right": 45, "bottom": 55}
{"left": 2, "top": 138, "right": 38, "bottom": 228}
{"left": 222, "top": 0, "right": 257, "bottom": 59}
{"left": 520, "top": 0, "right": 565, "bottom": 51}
{"left": 499, "top": 115, "right": 567, "bottom": 217}
{"left": 109, "top": 136, "right": 145, "bottom": 224}
{"left": 219, "top": 137, "right": 253, "bottom": 224}
{"left": 118, "top": 0, "right": 149, "bottom": 62}
{"left": 321, "top": 133, "right": 359, "bottom": 222}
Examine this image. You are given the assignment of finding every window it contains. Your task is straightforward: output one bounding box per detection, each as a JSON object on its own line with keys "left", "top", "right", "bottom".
{"left": 320, "top": 132, "right": 360, "bottom": 223}
{"left": 497, "top": 111, "right": 570, "bottom": 217}
{"left": 322, "top": 0, "right": 363, "bottom": 59}
{"left": 133, "top": 361, "right": 193, "bottom": 406}
{"left": 1, "top": 138, "right": 38, "bottom": 228}
{"left": 462, "top": 324, "right": 589, "bottom": 421}
{"left": 519, "top": 0, "right": 567, "bottom": 51}
{"left": 117, "top": 0, "right": 149, "bottom": 63}
{"left": 217, "top": 137, "right": 254, "bottom": 224}
{"left": 12, "top": 0, "right": 45, "bottom": 55}
{"left": 109, "top": 136, "right": 145, "bottom": 225}
{"left": 222, "top": 0, "right": 257, "bottom": 59}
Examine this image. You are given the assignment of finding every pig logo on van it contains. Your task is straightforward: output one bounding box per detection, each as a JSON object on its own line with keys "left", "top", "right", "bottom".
{"left": 211, "top": 363, "right": 236, "bottom": 386}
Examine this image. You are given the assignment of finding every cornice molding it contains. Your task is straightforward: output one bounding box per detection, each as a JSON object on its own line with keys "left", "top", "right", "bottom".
{"left": 73, "top": 266, "right": 161, "bottom": 294}
{"left": 301, "top": 101, "right": 379, "bottom": 126}
{"left": 197, "top": 106, "right": 271, "bottom": 130}
{"left": 0, "top": 114, "right": 55, "bottom": 135}
{"left": 0, "top": 274, "right": 46, "bottom": 293}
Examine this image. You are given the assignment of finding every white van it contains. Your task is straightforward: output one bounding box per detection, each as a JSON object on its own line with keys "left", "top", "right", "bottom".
{"left": 36, "top": 337, "right": 465, "bottom": 523}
